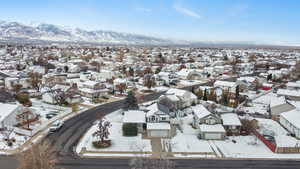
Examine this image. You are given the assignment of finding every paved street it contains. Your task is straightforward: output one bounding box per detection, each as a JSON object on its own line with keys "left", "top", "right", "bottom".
{"left": 1, "top": 78, "right": 300, "bottom": 169}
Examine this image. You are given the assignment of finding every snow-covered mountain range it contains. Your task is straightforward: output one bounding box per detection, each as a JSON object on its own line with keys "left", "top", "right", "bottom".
{"left": 0, "top": 21, "right": 177, "bottom": 45}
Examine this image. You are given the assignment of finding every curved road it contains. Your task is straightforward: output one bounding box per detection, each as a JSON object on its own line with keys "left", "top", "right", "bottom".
{"left": 2, "top": 80, "right": 300, "bottom": 169}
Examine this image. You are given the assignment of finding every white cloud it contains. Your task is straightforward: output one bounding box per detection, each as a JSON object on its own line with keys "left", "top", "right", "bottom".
{"left": 173, "top": 3, "right": 201, "bottom": 19}
{"left": 135, "top": 7, "right": 152, "bottom": 13}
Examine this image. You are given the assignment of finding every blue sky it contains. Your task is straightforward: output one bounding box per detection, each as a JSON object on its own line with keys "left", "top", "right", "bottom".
{"left": 0, "top": 0, "right": 300, "bottom": 45}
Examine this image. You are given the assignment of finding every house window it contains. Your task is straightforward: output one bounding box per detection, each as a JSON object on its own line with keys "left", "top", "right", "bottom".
{"left": 151, "top": 116, "right": 156, "bottom": 122}
{"left": 161, "top": 117, "right": 166, "bottom": 121}
{"left": 206, "top": 118, "right": 216, "bottom": 125}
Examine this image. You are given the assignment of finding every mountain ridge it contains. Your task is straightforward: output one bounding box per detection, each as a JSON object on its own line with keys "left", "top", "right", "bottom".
{"left": 0, "top": 21, "right": 177, "bottom": 45}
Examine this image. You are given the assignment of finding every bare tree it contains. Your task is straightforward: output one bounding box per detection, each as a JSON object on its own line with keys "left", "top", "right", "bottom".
{"left": 12, "top": 84, "right": 23, "bottom": 94}
{"left": 90, "top": 61, "right": 102, "bottom": 72}
{"left": 115, "top": 83, "right": 127, "bottom": 94}
{"left": 28, "top": 72, "right": 43, "bottom": 91}
{"left": 17, "top": 141, "right": 58, "bottom": 169}
{"left": 92, "top": 117, "right": 112, "bottom": 143}
{"left": 129, "top": 156, "right": 175, "bottom": 169}
{"left": 48, "top": 89, "right": 67, "bottom": 106}
{"left": 143, "top": 74, "right": 156, "bottom": 90}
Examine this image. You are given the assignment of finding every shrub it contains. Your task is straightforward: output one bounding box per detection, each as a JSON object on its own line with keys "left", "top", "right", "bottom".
{"left": 16, "top": 93, "right": 31, "bottom": 105}
{"left": 92, "top": 140, "right": 111, "bottom": 149}
{"left": 122, "top": 123, "right": 138, "bottom": 136}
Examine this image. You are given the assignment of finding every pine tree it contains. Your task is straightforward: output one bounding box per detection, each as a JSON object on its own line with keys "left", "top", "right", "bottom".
{"left": 235, "top": 85, "right": 240, "bottom": 99}
{"left": 203, "top": 89, "right": 207, "bottom": 101}
{"left": 124, "top": 91, "right": 139, "bottom": 110}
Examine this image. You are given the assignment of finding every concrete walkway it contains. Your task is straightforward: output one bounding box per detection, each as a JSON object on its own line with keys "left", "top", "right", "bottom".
{"left": 150, "top": 138, "right": 162, "bottom": 158}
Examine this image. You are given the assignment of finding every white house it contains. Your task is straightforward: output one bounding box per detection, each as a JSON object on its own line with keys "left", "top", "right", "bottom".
{"left": 79, "top": 80, "right": 109, "bottom": 99}
{"left": 221, "top": 113, "right": 242, "bottom": 135}
{"left": 123, "top": 110, "right": 146, "bottom": 133}
{"left": 280, "top": 109, "right": 300, "bottom": 139}
{"left": 199, "top": 124, "right": 226, "bottom": 140}
{"left": 147, "top": 123, "right": 171, "bottom": 138}
{"left": 286, "top": 82, "right": 300, "bottom": 90}
{"left": 277, "top": 89, "right": 300, "bottom": 101}
{"left": 146, "top": 103, "right": 170, "bottom": 123}
{"left": 0, "top": 103, "right": 22, "bottom": 128}
{"left": 214, "top": 80, "right": 237, "bottom": 92}
{"left": 165, "top": 88, "right": 197, "bottom": 108}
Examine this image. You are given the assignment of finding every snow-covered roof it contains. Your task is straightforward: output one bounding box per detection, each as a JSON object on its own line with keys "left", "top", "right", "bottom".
{"left": 176, "top": 69, "right": 196, "bottom": 77}
{"left": 166, "top": 88, "right": 187, "bottom": 97}
{"left": 270, "top": 96, "right": 286, "bottom": 108}
{"left": 214, "top": 80, "right": 236, "bottom": 88}
{"left": 192, "top": 105, "right": 211, "bottom": 119}
{"left": 165, "top": 94, "right": 180, "bottom": 102}
{"left": 82, "top": 80, "right": 99, "bottom": 87}
{"left": 146, "top": 103, "right": 165, "bottom": 117}
{"left": 286, "top": 82, "right": 300, "bottom": 88}
{"left": 113, "top": 78, "right": 127, "bottom": 84}
{"left": 277, "top": 89, "right": 300, "bottom": 97}
{"left": 281, "top": 109, "right": 300, "bottom": 129}
{"left": 237, "top": 76, "right": 256, "bottom": 83}
{"left": 158, "top": 72, "right": 170, "bottom": 77}
{"left": 221, "top": 113, "right": 241, "bottom": 126}
{"left": 123, "top": 110, "right": 146, "bottom": 123}
{"left": 0, "top": 103, "right": 20, "bottom": 122}
{"left": 147, "top": 123, "right": 171, "bottom": 130}
{"left": 275, "top": 135, "right": 300, "bottom": 147}
{"left": 199, "top": 124, "right": 226, "bottom": 133}
{"left": 253, "top": 93, "right": 278, "bottom": 105}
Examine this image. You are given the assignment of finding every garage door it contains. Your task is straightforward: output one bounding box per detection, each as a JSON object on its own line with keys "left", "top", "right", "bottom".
{"left": 149, "top": 130, "right": 168, "bottom": 137}
{"left": 204, "top": 133, "right": 221, "bottom": 140}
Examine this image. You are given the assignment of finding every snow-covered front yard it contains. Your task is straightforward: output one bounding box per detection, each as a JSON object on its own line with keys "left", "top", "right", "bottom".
{"left": 76, "top": 110, "right": 151, "bottom": 154}
{"left": 170, "top": 114, "right": 214, "bottom": 154}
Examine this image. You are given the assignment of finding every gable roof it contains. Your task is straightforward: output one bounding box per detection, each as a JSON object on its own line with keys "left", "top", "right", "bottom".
{"left": 192, "top": 105, "right": 211, "bottom": 119}
{"left": 281, "top": 109, "right": 300, "bottom": 129}
{"left": 0, "top": 103, "right": 20, "bottom": 122}
{"left": 221, "top": 113, "right": 241, "bottom": 126}
{"left": 123, "top": 110, "right": 146, "bottom": 123}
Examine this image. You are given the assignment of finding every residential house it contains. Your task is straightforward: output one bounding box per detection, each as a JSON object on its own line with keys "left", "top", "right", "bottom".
{"left": 165, "top": 88, "right": 197, "bottom": 108}
{"left": 123, "top": 110, "right": 146, "bottom": 133}
{"left": 221, "top": 113, "right": 242, "bottom": 135}
{"left": 0, "top": 103, "right": 22, "bottom": 128}
{"left": 277, "top": 89, "right": 300, "bottom": 101}
{"left": 214, "top": 80, "right": 237, "bottom": 93}
{"left": 192, "top": 104, "right": 221, "bottom": 128}
{"left": 280, "top": 109, "right": 300, "bottom": 139}
{"left": 147, "top": 123, "right": 171, "bottom": 138}
{"left": 42, "top": 84, "right": 82, "bottom": 104}
{"left": 79, "top": 81, "right": 109, "bottom": 99}
{"left": 146, "top": 103, "right": 170, "bottom": 123}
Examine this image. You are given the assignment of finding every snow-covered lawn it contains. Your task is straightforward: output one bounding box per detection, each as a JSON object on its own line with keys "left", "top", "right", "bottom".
{"left": 256, "top": 118, "right": 288, "bottom": 136}
{"left": 76, "top": 110, "right": 151, "bottom": 154}
{"left": 213, "top": 135, "right": 300, "bottom": 158}
{"left": 0, "top": 132, "right": 27, "bottom": 151}
{"left": 170, "top": 115, "right": 214, "bottom": 153}
{"left": 30, "top": 98, "right": 72, "bottom": 122}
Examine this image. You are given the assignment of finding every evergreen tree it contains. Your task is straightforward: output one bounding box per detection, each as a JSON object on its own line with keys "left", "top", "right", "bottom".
{"left": 124, "top": 91, "right": 139, "bottom": 110}
{"left": 203, "top": 89, "right": 208, "bottom": 101}
{"left": 236, "top": 85, "right": 240, "bottom": 99}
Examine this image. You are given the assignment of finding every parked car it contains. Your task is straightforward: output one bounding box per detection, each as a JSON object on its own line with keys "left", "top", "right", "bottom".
{"left": 46, "top": 112, "right": 58, "bottom": 119}
{"left": 49, "top": 120, "right": 64, "bottom": 132}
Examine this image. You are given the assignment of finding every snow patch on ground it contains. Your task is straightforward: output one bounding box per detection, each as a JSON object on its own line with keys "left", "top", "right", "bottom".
{"left": 76, "top": 110, "right": 151, "bottom": 154}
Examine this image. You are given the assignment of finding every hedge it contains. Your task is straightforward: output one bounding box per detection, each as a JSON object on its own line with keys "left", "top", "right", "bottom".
{"left": 122, "top": 123, "right": 138, "bottom": 136}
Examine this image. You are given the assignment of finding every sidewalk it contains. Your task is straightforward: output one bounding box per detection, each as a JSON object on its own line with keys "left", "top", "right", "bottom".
{"left": 0, "top": 107, "right": 89, "bottom": 155}
{"left": 150, "top": 138, "right": 162, "bottom": 158}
